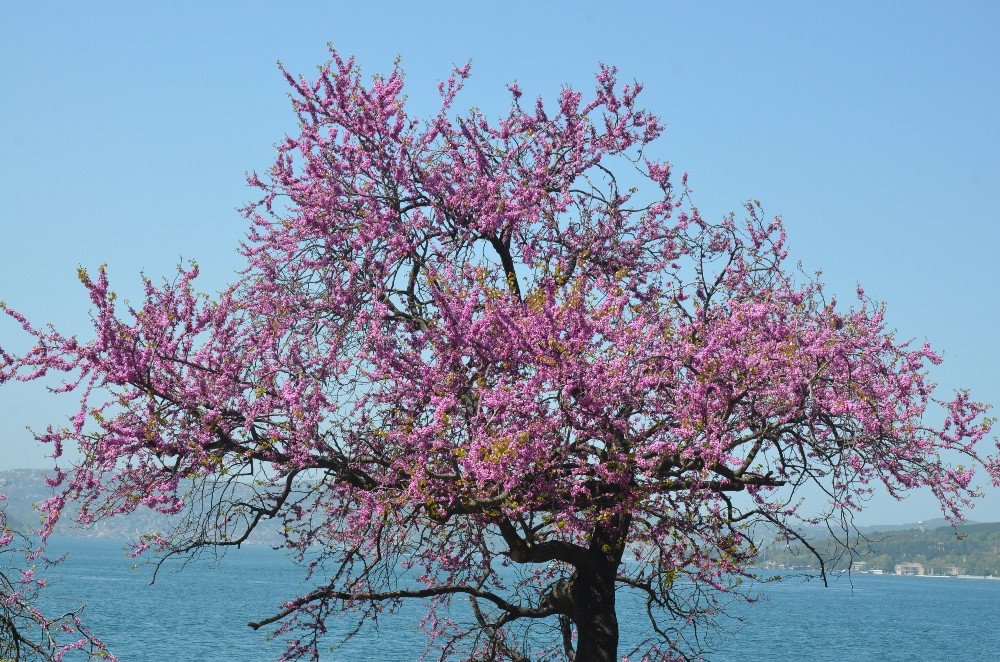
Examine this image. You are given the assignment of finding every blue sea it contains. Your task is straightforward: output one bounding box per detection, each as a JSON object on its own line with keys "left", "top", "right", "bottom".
{"left": 37, "top": 538, "right": 1000, "bottom": 661}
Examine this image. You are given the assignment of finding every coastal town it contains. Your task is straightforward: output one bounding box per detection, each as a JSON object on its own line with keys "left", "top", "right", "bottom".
{"left": 759, "top": 519, "right": 1000, "bottom": 581}
{"left": 760, "top": 557, "right": 999, "bottom": 580}
{"left": 860, "top": 560, "right": 998, "bottom": 580}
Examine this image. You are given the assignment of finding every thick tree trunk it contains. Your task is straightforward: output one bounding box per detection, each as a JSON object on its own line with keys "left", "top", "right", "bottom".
{"left": 573, "top": 576, "right": 618, "bottom": 662}
{"left": 572, "top": 587, "right": 618, "bottom": 662}
{"left": 568, "top": 514, "right": 628, "bottom": 661}
{"left": 536, "top": 516, "right": 629, "bottom": 661}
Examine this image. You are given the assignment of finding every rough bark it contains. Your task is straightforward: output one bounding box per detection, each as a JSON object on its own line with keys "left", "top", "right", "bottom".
{"left": 571, "top": 575, "right": 619, "bottom": 662}
{"left": 540, "top": 517, "right": 627, "bottom": 661}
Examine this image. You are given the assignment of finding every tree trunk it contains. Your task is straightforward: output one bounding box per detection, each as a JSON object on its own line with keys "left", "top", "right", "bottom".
{"left": 567, "top": 513, "right": 629, "bottom": 661}
{"left": 571, "top": 574, "right": 619, "bottom": 662}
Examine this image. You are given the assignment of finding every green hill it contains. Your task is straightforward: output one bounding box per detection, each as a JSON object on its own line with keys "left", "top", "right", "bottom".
{"left": 761, "top": 521, "right": 1000, "bottom": 576}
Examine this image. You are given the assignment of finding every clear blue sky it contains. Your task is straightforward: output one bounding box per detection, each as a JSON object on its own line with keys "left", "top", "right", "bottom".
{"left": 1, "top": 1, "right": 997, "bottom": 524}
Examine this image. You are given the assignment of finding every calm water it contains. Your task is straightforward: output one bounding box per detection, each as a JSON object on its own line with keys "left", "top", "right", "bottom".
{"left": 38, "top": 538, "right": 1000, "bottom": 661}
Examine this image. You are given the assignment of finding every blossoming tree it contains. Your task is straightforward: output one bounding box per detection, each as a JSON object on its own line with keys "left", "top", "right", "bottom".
{"left": 1, "top": 50, "right": 995, "bottom": 660}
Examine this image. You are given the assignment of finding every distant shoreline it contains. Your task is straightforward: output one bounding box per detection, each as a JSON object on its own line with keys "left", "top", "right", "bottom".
{"left": 751, "top": 567, "right": 1000, "bottom": 581}
{"left": 865, "top": 572, "right": 1000, "bottom": 581}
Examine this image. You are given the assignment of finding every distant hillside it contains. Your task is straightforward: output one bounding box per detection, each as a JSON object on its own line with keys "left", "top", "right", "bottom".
{"left": 1, "top": 468, "right": 60, "bottom": 533}
{"left": 0, "top": 469, "right": 281, "bottom": 544}
{"left": 859, "top": 517, "right": 972, "bottom": 533}
{"left": 782, "top": 517, "right": 973, "bottom": 541}
{"left": 761, "top": 521, "right": 1000, "bottom": 576}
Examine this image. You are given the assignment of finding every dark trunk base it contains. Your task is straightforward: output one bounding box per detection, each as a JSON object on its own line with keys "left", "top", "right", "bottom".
{"left": 570, "top": 578, "right": 618, "bottom": 662}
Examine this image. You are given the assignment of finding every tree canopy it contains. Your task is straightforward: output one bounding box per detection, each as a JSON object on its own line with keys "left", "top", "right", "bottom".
{"left": 1, "top": 49, "right": 996, "bottom": 661}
